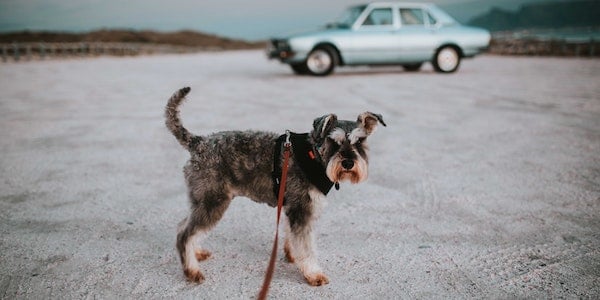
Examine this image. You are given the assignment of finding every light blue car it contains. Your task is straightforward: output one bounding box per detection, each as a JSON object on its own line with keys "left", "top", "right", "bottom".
{"left": 267, "top": 2, "right": 491, "bottom": 76}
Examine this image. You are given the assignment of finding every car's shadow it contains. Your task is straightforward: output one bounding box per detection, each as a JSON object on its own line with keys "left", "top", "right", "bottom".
{"left": 335, "top": 67, "right": 436, "bottom": 77}
{"left": 267, "top": 66, "right": 438, "bottom": 78}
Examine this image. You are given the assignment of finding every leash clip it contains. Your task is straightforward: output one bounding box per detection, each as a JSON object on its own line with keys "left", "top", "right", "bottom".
{"left": 284, "top": 130, "right": 292, "bottom": 148}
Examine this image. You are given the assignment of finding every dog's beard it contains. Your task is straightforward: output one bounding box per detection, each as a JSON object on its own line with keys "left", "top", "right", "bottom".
{"left": 326, "top": 156, "right": 368, "bottom": 184}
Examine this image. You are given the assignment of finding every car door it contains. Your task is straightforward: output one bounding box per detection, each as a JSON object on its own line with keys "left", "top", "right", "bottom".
{"left": 343, "top": 6, "right": 399, "bottom": 65}
{"left": 395, "top": 7, "right": 439, "bottom": 62}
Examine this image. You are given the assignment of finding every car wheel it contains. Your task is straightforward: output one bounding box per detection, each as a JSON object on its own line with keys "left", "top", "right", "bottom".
{"left": 402, "top": 63, "right": 423, "bottom": 72}
{"left": 304, "top": 46, "right": 337, "bottom": 76}
{"left": 433, "top": 46, "right": 461, "bottom": 73}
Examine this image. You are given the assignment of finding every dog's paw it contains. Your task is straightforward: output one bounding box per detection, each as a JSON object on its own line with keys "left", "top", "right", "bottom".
{"left": 304, "top": 272, "right": 329, "bottom": 286}
{"left": 195, "top": 249, "right": 212, "bottom": 261}
{"left": 184, "top": 268, "right": 205, "bottom": 283}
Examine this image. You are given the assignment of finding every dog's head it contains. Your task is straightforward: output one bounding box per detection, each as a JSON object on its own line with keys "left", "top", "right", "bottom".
{"left": 311, "top": 112, "right": 386, "bottom": 184}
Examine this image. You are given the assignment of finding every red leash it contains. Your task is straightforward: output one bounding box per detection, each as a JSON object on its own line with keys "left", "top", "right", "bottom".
{"left": 258, "top": 132, "right": 291, "bottom": 300}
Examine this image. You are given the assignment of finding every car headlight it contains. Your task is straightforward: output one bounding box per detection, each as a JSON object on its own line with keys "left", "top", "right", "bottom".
{"left": 271, "top": 39, "right": 290, "bottom": 50}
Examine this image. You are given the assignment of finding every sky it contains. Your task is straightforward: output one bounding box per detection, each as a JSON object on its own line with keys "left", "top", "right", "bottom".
{"left": 0, "top": 0, "right": 561, "bottom": 41}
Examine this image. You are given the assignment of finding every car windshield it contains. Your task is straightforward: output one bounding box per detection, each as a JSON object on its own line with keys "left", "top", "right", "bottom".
{"left": 328, "top": 5, "right": 366, "bottom": 28}
{"left": 427, "top": 5, "right": 457, "bottom": 25}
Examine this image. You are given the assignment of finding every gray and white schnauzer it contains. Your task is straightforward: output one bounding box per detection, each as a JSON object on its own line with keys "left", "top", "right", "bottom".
{"left": 165, "top": 87, "right": 385, "bottom": 286}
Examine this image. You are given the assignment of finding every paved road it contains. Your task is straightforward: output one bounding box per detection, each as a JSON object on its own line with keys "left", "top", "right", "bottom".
{"left": 1, "top": 51, "right": 599, "bottom": 299}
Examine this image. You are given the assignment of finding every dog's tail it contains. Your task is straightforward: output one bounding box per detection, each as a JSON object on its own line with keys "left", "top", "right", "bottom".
{"left": 165, "top": 87, "right": 201, "bottom": 150}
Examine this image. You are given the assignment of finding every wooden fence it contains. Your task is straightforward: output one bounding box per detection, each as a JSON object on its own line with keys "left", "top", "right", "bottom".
{"left": 0, "top": 42, "right": 223, "bottom": 62}
{"left": 489, "top": 36, "right": 598, "bottom": 57}
{"left": 2, "top": 38, "right": 598, "bottom": 62}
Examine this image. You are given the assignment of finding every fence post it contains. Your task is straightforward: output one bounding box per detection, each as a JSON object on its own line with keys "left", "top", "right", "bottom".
{"left": 12, "top": 42, "right": 19, "bottom": 61}
{"left": 39, "top": 42, "right": 46, "bottom": 59}
{"left": 2, "top": 45, "right": 6, "bottom": 62}
{"left": 590, "top": 38, "right": 595, "bottom": 57}
{"left": 84, "top": 43, "right": 89, "bottom": 56}
{"left": 25, "top": 44, "right": 31, "bottom": 60}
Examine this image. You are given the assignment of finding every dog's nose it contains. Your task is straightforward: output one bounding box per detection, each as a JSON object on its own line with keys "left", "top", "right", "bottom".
{"left": 341, "top": 159, "right": 354, "bottom": 170}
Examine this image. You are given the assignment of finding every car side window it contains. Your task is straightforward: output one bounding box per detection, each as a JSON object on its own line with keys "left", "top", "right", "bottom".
{"left": 400, "top": 8, "right": 425, "bottom": 26}
{"left": 361, "top": 8, "right": 393, "bottom": 27}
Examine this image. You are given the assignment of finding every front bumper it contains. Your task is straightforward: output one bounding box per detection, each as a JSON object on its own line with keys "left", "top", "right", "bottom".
{"left": 266, "top": 39, "right": 296, "bottom": 61}
{"left": 463, "top": 45, "right": 490, "bottom": 58}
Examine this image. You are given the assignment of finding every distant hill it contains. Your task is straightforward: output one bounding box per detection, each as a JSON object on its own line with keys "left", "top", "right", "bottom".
{"left": 468, "top": 0, "right": 600, "bottom": 31}
{"left": 0, "top": 29, "right": 263, "bottom": 49}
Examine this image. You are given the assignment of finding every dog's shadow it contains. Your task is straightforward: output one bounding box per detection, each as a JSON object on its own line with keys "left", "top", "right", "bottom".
{"left": 200, "top": 227, "right": 308, "bottom": 285}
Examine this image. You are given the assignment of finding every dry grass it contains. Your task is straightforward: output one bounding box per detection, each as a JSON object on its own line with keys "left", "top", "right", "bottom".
{"left": 0, "top": 29, "right": 264, "bottom": 50}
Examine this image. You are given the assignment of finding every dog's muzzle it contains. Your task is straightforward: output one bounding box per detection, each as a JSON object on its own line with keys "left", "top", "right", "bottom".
{"left": 326, "top": 156, "right": 368, "bottom": 184}
{"left": 341, "top": 159, "right": 354, "bottom": 170}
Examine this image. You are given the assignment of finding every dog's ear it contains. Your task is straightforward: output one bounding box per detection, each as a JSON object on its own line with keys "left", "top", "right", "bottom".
{"left": 357, "top": 112, "right": 387, "bottom": 135}
{"left": 312, "top": 114, "right": 338, "bottom": 140}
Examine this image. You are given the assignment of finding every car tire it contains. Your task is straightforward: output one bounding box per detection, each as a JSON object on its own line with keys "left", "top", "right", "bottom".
{"left": 432, "top": 46, "right": 461, "bottom": 73}
{"left": 304, "top": 46, "right": 337, "bottom": 76}
{"left": 290, "top": 63, "right": 308, "bottom": 75}
{"left": 402, "top": 63, "right": 423, "bottom": 72}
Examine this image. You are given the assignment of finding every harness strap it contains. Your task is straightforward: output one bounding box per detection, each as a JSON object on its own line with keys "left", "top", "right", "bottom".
{"left": 271, "top": 132, "right": 335, "bottom": 201}
{"left": 290, "top": 133, "right": 335, "bottom": 195}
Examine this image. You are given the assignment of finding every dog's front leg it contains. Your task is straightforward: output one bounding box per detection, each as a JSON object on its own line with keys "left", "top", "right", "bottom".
{"left": 285, "top": 194, "right": 329, "bottom": 286}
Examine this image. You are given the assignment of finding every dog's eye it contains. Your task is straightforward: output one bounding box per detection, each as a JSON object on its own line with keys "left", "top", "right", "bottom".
{"left": 355, "top": 137, "right": 366, "bottom": 145}
{"left": 327, "top": 141, "right": 340, "bottom": 153}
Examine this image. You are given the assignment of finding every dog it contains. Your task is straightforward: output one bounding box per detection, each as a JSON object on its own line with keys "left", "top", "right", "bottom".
{"left": 165, "top": 87, "right": 385, "bottom": 286}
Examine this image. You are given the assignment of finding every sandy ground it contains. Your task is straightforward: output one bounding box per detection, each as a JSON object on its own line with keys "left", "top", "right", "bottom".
{"left": 0, "top": 51, "right": 599, "bottom": 299}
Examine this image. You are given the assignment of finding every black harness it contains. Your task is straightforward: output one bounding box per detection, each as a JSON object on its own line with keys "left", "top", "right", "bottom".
{"left": 272, "top": 132, "right": 336, "bottom": 202}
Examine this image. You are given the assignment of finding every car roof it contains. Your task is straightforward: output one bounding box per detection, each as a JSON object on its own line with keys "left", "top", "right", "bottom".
{"left": 353, "top": 1, "right": 457, "bottom": 25}
{"left": 356, "top": 1, "right": 435, "bottom": 8}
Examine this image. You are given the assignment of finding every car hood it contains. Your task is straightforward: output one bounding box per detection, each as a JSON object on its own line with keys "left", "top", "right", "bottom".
{"left": 273, "top": 26, "right": 350, "bottom": 41}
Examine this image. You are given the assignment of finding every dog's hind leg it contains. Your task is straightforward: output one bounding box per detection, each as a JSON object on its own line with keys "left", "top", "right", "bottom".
{"left": 176, "top": 223, "right": 209, "bottom": 282}
{"left": 176, "top": 191, "right": 232, "bottom": 283}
